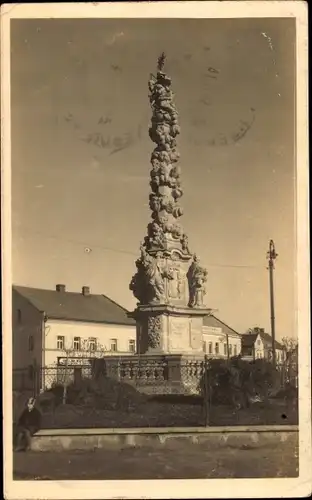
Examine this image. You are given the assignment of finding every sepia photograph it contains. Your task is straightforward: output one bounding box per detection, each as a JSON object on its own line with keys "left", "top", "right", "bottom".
{"left": 1, "top": 2, "right": 310, "bottom": 499}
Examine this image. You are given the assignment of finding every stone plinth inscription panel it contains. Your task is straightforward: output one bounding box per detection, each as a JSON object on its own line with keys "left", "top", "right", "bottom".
{"left": 168, "top": 316, "right": 190, "bottom": 351}
{"left": 190, "top": 317, "right": 203, "bottom": 350}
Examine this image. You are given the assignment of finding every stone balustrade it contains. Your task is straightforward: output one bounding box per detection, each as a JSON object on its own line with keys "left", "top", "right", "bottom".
{"left": 103, "top": 354, "right": 205, "bottom": 395}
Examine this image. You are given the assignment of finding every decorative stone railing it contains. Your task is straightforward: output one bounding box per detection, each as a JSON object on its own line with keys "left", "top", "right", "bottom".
{"left": 182, "top": 360, "right": 205, "bottom": 378}
{"left": 105, "top": 356, "right": 168, "bottom": 383}
{"left": 103, "top": 354, "right": 205, "bottom": 395}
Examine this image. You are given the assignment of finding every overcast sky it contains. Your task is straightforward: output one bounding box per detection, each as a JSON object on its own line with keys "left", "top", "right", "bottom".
{"left": 11, "top": 18, "right": 296, "bottom": 337}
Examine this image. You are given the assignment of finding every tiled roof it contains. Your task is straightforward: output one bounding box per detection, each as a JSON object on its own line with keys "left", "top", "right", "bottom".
{"left": 260, "top": 331, "right": 284, "bottom": 350}
{"left": 241, "top": 333, "right": 258, "bottom": 348}
{"left": 241, "top": 331, "right": 284, "bottom": 350}
{"left": 203, "top": 315, "right": 241, "bottom": 337}
{"left": 13, "top": 285, "right": 135, "bottom": 326}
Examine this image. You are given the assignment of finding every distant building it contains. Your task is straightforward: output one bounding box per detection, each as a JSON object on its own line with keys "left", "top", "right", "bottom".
{"left": 202, "top": 315, "right": 242, "bottom": 358}
{"left": 241, "top": 327, "right": 285, "bottom": 363}
{"left": 12, "top": 284, "right": 137, "bottom": 375}
{"left": 15, "top": 283, "right": 284, "bottom": 393}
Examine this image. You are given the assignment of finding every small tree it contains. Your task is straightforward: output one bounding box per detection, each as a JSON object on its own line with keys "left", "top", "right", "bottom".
{"left": 201, "top": 357, "right": 280, "bottom": 409}
{"left": 58, "top": 338, "right": 107, "bottom": 404}
{"left": 281, "top": 337, "right": 298, "bottom": 387}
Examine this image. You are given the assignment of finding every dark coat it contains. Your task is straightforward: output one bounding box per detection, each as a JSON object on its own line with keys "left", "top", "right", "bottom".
{"left": 18, "top": 407, "right": 42, "bottom": 434}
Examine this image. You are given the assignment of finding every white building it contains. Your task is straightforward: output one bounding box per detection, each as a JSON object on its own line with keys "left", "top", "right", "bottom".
{"left": 13, "top": 283, "right": 248, "bottom": 391}
{"left": 241, "top": 327, "right": 285, "bottom": 364}
{"left": 13, "top": 284, "right": 244, "bottom": 371}
{"left": 202, "top": 315, "right": 242, "bottom": 358}
{"left": 12, "top": 284, "right": 137, "bottom": 373}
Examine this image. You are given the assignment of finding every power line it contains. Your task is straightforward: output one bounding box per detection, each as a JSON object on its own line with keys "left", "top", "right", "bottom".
{"left": 15, "top": 227, "right": 264, "bottom": 270}
{"left": 16, "top": 228, "right": 138, "bottom": 257}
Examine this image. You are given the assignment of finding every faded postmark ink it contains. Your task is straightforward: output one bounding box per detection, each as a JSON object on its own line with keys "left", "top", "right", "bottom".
{"left": 190, "top": 108, "right": 256, "bottom": 147}
{"left": 63, "top": 112, "right": 144, "bottom": 156}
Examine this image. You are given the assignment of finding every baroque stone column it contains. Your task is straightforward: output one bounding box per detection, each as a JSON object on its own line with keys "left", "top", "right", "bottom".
{"left": 129, "top": 53, "right": 211, "bottom": 355}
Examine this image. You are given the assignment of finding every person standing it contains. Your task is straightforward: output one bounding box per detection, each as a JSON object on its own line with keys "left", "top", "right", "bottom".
{"left": 15, "top": 397, "right": 41, "bottom": 451}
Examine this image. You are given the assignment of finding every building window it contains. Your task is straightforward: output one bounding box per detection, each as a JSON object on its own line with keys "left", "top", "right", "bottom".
{"left": 110, "top": 339, "right": 118, "bottom": 352}
{"left": 57, "top": 335, "right": 65, "bottom": 350}
{"left": 234, "top": 345, "right": 237, "bottom": 356}
{"left": 257, "top": 339, "right": 261, "bottom": 345}
{"left": 28, "top": 335, "right": 34, "bottom": 351}
{"left": 17, "top": 309, "right": 22, "bottom": 323}
{"left": 73, "top": 337, "right": 81, "bottom": 351}
{"left": 215, "top": 343, "right": 219, "bottom": 354}
{"left": 223, "top": 344, "right": 227, "bottom": 356}
{"left": 208, "top": 342, "right": 213, "bottom": 354}
{"left": 229, "top": 344, "right": 232, "bottom": 356}
{"left": 129, "top": 339, "right": 136, "bottom": 353}
{"left": 89, "top": 338, "right": 97, "bottom": 351}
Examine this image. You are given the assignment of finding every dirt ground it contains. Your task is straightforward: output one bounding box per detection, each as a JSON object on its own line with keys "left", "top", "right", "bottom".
{"left": 13, "top": 439, "right": 299, "bottom": 480}
{"left": 37, "top": 399, "right": 298, "bottom": 429}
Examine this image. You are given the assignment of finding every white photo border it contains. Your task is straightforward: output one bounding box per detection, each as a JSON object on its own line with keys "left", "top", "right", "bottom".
{"left": 1, "top": 2, "right": 310, "bottom": 499}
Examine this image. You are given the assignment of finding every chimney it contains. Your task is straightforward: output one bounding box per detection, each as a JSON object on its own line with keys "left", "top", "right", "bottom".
{"left": 82, "top": 286, "right": 90, "bottom": 296}
{"left": 56, "top": 284, "right": 66, "bottom": 293}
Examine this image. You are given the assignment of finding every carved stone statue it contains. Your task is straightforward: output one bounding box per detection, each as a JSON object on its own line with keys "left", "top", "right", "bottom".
{"left": 130, "top": 245, "right": 166, "bottom": 304}
{"left": 130, "top": 55, "right": 208, "bottom": 309}
{"left": 145, "top": 56, "right": 185, "bottom": 248}
{"left": 181, "top": 234, "right": 190, "bottom": 254}
{"left": 149, "top": 193, "right": 162, "bottom": 212}
{"left": 187, "top": 254, "right": 208, "bottom": 307}
{"left": 159, "top": 164, "right": 172, "bottom": 184}
{"left": 142, "top": 248, "right": 165, "bottom": 302}
{"left": 147, "top": 221, "right": 165, "bottom": 247}
{"left": 165, "top": 265, "right": 178, "bottom": 299}
{"left": 177, "top": 269, "right": 186, "bottom": 299}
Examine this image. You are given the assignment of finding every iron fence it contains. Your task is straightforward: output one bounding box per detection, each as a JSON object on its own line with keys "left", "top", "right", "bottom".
{"left": 13, "top": 357, "right": 298, "bottom": 428}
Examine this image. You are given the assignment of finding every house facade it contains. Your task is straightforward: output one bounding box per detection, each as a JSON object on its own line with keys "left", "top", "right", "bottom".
{"left": 202, "top": 315, "right": 242, "bottom": 359}
{"left": 14, "top": 284, "right": 264, "bottom": 392}
{"left": 241, "top": 327, "right": 285, "bottom": 363}
{"left": 13, "top": 284, "right": 245, "bottom": 372}
{"left": 12, "top": 284, "right": 137, "bottom": 375}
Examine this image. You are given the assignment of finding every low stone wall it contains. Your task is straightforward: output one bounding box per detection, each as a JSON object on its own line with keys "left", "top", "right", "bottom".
{"left": 30, "top": 425, "right": 298, "bottom": 452}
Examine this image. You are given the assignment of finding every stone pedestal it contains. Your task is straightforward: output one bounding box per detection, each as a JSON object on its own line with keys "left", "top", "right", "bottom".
{"left": 129, "top": 304, "right": 211, "bottom": 355}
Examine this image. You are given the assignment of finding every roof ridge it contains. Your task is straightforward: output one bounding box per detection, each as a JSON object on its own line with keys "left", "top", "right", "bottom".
{"left": 15, "top": 284, "right": 115, "bottom": 299}
{"left": 13, "top": 286, "right": 45, "bottom": 314}
{"left": 13, "top": 285, "right": 135, "bottom": 326}
{"left": 260, "top": 331, "right": 284, "bottom": 347}
{"left": 210, "top": 314, "right": 241, "bottom": 336}
{"left": 101, "top": 293, "right": 131, "bottom": 314}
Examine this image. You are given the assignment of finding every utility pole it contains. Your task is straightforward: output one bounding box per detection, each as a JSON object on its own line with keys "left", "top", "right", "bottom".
{"left": 267, "top": 240, "right": 278, "bottom": 369}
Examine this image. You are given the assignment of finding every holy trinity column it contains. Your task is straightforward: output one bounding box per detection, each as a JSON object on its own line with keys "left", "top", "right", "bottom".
{"left": 129, "top": 53, "right": 211, "bottom": 355}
